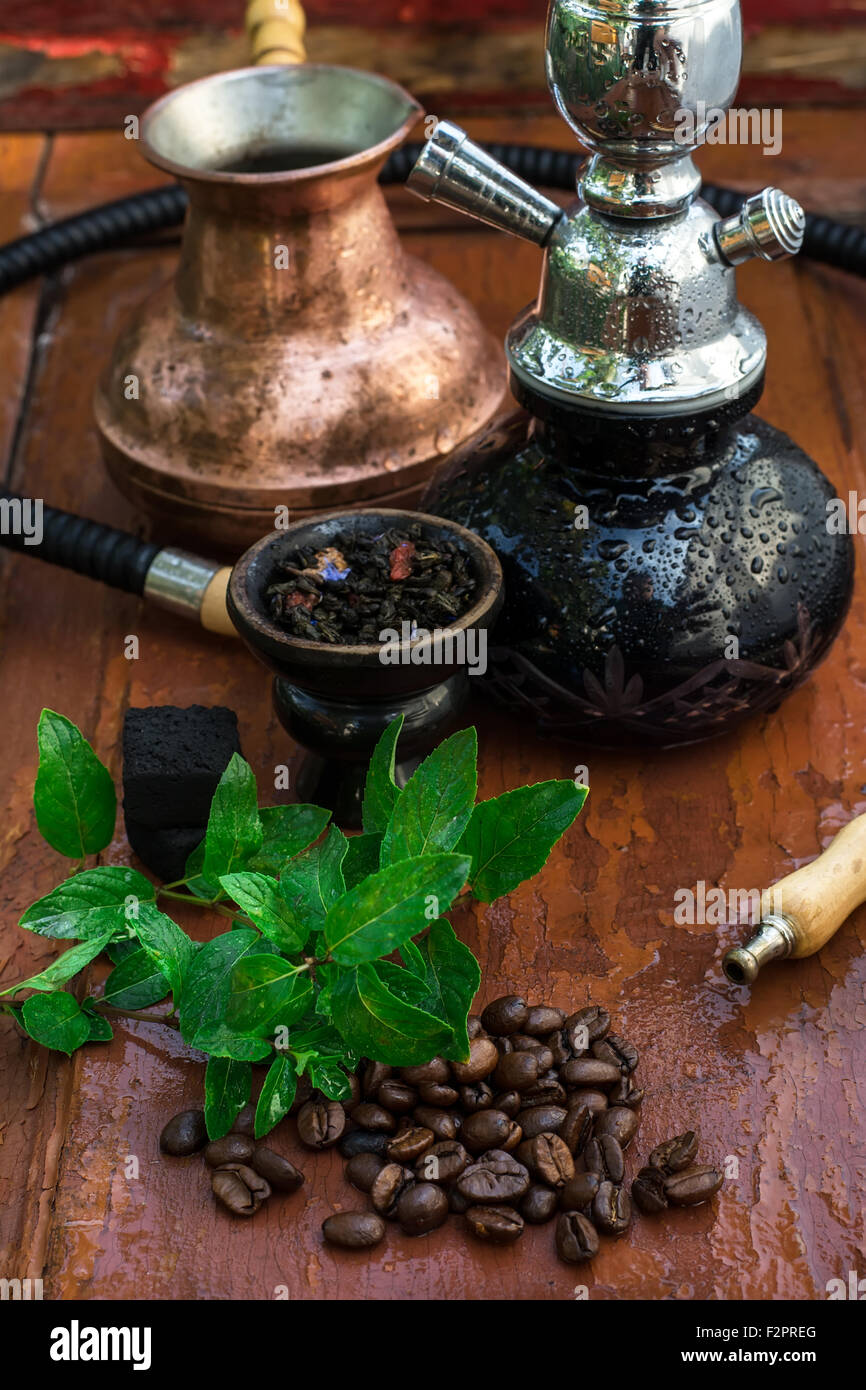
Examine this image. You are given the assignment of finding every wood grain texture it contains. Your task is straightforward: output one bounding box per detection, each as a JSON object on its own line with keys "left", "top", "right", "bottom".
{"left": 1, "top": 117, "right": 865, "bottom": 1299}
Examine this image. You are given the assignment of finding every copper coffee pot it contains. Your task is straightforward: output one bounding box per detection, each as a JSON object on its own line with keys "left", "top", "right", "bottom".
{"left": 95, "top": 61, "right": 505, "bottom": 552}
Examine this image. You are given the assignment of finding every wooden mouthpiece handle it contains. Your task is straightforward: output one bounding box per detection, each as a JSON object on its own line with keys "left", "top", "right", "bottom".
{"left": 724, "top": 811, "right": 866, "bottom": 984}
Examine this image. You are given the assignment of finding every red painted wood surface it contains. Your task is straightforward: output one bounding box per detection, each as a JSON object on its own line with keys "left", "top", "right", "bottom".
{"left": 0, "top": 111, "right": 865, "bottom": 1301}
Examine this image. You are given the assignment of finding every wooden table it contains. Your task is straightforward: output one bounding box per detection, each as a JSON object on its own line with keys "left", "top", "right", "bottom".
{"left": 1, "top": 112, "right": 865, "bottom": 1302}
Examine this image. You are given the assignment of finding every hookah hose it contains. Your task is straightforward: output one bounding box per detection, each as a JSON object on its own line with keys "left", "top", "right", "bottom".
{"left": 0, "top": 489, "right": 236, "bottom": 637}
{"left": 1, "top": 144, "right": 866, "bottom": 297}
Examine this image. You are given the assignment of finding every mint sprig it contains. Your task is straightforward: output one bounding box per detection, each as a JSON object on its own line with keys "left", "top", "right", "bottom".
{"left": 3, "top": 708, "right": 589, "bottom": 1140}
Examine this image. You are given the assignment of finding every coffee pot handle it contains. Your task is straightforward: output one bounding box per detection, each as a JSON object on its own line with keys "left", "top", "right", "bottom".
{"left": 246, "top": 0, "right": 307, "bottom": 65}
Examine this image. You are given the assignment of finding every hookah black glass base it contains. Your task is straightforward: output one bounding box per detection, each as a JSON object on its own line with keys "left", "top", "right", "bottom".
{"left": 408, "top": 0, "right": 854, "bottom": 748}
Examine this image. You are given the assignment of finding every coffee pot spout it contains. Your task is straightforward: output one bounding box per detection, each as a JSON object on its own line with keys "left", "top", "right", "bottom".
{"left": 406, "top": 120, "right": 564, "bottom": 247}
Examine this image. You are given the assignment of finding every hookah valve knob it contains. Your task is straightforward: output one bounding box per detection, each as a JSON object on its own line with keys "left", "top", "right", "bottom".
{"left": 714, "top": 187, "right": 806, "bottom": 266}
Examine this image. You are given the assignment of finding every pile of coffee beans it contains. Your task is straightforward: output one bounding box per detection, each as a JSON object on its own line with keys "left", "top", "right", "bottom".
{"left": 308, "top": 997, "right": 724, "bottom": 1259}
{"left": 160, "top": 1103, "right": 305, "bottom": 1218}
{"left": 264, "top": 523, "right": 478, "bottom": 643}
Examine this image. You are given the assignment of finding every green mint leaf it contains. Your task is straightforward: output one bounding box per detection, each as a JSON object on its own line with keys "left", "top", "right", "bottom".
{"left": 324, "top": 853, "right": 470, "bottom": 967}
{"left": 21, "top": 992, "right": 90, "bottom": 1054}
{"left": 19, "top": 866, "right": 155, "bottom": 940}
{"left": 204, "top": 1057, "right": 251, "bottom": 1140}
{"left": 415, "top": 918, "right": 481, "bottom": 1062}
{"left": 457, "top": 780, "right": 589, "bottom": 902}
{"left": 105, "top": 939, "right": 139, "bottom": 965}
{"left": 102, "top": 948, "right": 170, "bottom": 1009}
{"left": 0, "top": 930, "right": 115, "bottom": 996}
{"left": 190, "top": 1021, "right": 273, "bottom": 1061}
{"left": 278, "top": 827, "right": 347, "bottom": 938}
{"left": 307, "top": 1056, "right": 353, "bottom": 1101}
{"left": 181, "top": 838, "right": 214, "bottom": 900}
{"left": 133, "top": 902, "right": 197, "bottom": 998}
{"left": 83, "top": 999, "right": 113, "bottom": 1042}
{"left": 399, "top": 937, "right": 427, "bottom": 980}
{"left": 332, "top": 962, "right": 454, "bottom": 1066}
{"left": 249, "top": 804, "right": 331, "bottom": 876}
{"left": 375, "top": 960, "right": 433, "bottom": 1008}
{"left": 201, "top": 754, "right": 263, "bottom": 886}
{"left": 178, "top": 928, "right": 267, "bottom": 1047}
{"left": 381, "top": 728, "right": 477, "bottom": 865}
{"left": 342, "top": 832, "right": 383, "bottom": 891}
{"left": 219, "top": 871, "right": 305, "bottom": 954}
{"left": 361, "top": 715, "right": 404, "bottom": 834}
{"left": 255, "top": 1054, "right": 297, "bottom": 1138}
{"left": 313, "top": 960, "right": 342, "bottom": 1018}
{"left": 227, "top": 958, "right": 314, "bottom": 1036}
{"left": 33, "top": 709, "right": 116, "bottom": 859}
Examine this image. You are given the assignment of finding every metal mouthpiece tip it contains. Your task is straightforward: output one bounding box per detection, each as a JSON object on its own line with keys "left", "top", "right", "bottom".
{"left": 722, "top": 947, "right": 760, "bottom": 986}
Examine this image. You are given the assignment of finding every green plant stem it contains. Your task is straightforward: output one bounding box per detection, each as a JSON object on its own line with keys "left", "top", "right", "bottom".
{"left": 95, "top": 1004, "right": 180, "bottom": 1029}
{"left": 158, "top": 890, "right": 238, "bottom": 921}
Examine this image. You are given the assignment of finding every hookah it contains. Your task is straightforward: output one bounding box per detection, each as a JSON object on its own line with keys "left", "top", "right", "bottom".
{"left": 405, "top": 0, "right": 855, "bottom": 747}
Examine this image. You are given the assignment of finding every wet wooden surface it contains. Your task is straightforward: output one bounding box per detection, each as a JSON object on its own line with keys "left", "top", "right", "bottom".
{"left": 1, "top": 113, "right": 865, "bottom": 1301}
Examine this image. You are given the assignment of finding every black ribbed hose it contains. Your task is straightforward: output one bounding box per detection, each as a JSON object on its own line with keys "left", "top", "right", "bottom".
{"left": 0, "top": 489, "right": 159, "bottom": 594}
{"left": 1, "top": 144, "right": 865, "bottom": 296}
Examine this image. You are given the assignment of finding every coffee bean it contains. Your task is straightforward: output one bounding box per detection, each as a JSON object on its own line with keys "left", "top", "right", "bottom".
{"left": 212, "top": 1164, "right": 270, "bottom": 1217}
{"left": 559, "top": 1104, "right": 592, "bottom": 1156}
{"left": 565, "top": 1004, "right": 610, "bottom": 1046}
{"left": 370, "top": 1163, "right": 415, "bottom": 1217}
{"left": 555, "top": 1211, "right": 599, "bottom": 1264}
{"left": 511, "top": 1036, "right": 555, "bottom": 1072}
{"left": 467, "top": 1015, "right": 484, "bottom": 1040}
{"left": 400, "top": 1057, "right": 449, "bottom": 1086}
{"left": 204, "top": 1135, "right": 255, "bottom": 1168}
{"left": 230, "top": 1103, "right": 256, "bottom": 1137}
{"left": 494, "top": 1036, "right": 514, "bottom": 1056}
{"left": 632, "top": 1166, "right": 668, "bottom": 1214}
{"left": 663, "top": 1165, "right": 723, "bottom": 1207}
{"left": 592, "top": 1034, "right": 639, "bottom": 1073}
{"left": 609, "top": 1077, "right": 645, "bottom": 1109}
{"left": 343, "top": 1073, "right": 362, "bottom": 1112}
{"left": 159, "top": 1110, "right": 207, "bottom": 1156}
{"left": 592, "top": 1180, "right": 631, "bottom": 1235}
{"left": 481, "top": 995, "right": 528, "bottom": 1036}
{"left": 449, "top": 1185, "right": 471, "bottom": 1214}
{"left": 517, "top": 1133, "right": 574, "bottom": 1188}
{"left": 387, "top": 1126, "right": 435, "bottom": 1164}
{"left": 450, "top": 1037, "right": 499, "bottom": 1083}
{"left": 523, "top": 1005, "right": 565, "bottom": 1036}
{"left": 494, "top": 1052, "right": 540, "bottom": 1093}
{"left": 345, "top": 1152, "right": 386, "bottom": 1192}
{"left": 377, "top": 1080, "right": 418, "bottom": 1114}
{"left": 415, "top": 1140, "right": 469, "bottom": 1185}
{"left": 362, "top": 1061, "right": 392, "bottom": 1097}
{"left": 465, "top": 1205, "right": 524, "bottom": 1244}
{"left": 649, "top": 1131, "right": 700, "bottom": 1175}
{"left": 322, "top": 1211, "right": 385, "bottom": 1249}
{"left": 338, "top": 1130, "right": 390, "bottom": 1159}
{"left": 520, "top": 1184, "right": 559, "bottom": 1224}
{"left": 516, "top": 1077, "right": 566, "bottom": 1108}
{"left": 593, "top": 1106, "right": 639, "bottom": 1149}
{"left": 456, "top": 1154, "right": 530, "bottom": 1204}
{"left": 417, "top": 1082, "right": 459, "bottom": 1107}
{"left": 517, "top": 1105, "right": 567, "bottom": 1140}
{"left": 584, "top": 1134, "right": 625, "bottom": 1184}
{"left": 297, "top": 1099, "right": 346, "bottom": 1149}
{"left": 459, "top": 1083, "right": 494, "bottom": 1113}
{"left": 492, "top": 1090, "right": 522, "bottom": 1119}
{"left": 413, "top": 1106, "right": 460, "bottom": 1141}
{"left": 566, "top": 1088, "right": 608, "bottom": 1117}
{"left": 397, "top": 1182, "right": 449, "bottom": 1236}
{"left": 289, "top": 1074, "right": 313, "bottom": 1114}
{"left": 352, "top": 1102, "right": 397, "bottom": 1134}
{"left": 251, "top": 1148, "right": 304, "bottom": 1193}
{"left": 561, "top": 1058, "right": 622, "bottom": 1089}
{"left": 559, "top": 1172, "right": 601, "bottom": 1213}
{"left": 460, "top": 1109, "right": 520, "bottom": 1155}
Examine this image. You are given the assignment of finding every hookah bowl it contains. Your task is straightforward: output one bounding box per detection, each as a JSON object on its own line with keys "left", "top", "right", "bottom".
{"left": 95, "top": 64, "right": 505, "bottom": 553}
{"left": 227, "top": 509, "right": 503, "bottom": 826}
{"left": 406, "top": 0, "right": 854, "bottom": 747}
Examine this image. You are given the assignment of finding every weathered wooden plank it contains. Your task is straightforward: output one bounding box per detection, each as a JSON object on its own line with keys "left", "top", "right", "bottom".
{"left": 1, "top": 122, "right": 865, "bottom": 1299}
